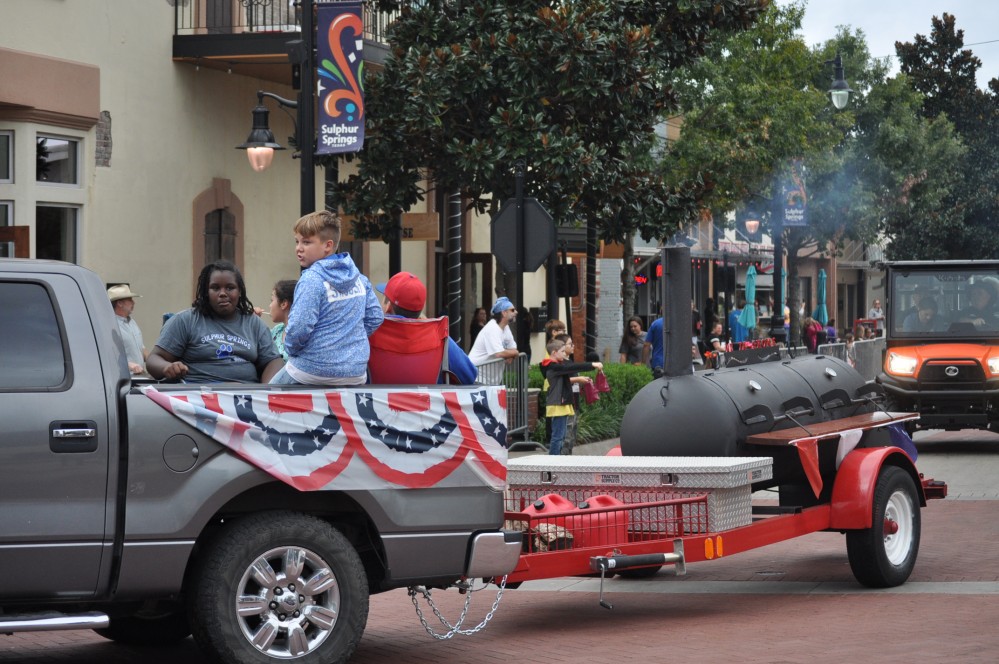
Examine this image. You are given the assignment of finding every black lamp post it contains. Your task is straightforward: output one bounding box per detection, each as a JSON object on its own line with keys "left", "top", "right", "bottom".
{"left": 236, "top": 0, "right": 316, "bottom": 218}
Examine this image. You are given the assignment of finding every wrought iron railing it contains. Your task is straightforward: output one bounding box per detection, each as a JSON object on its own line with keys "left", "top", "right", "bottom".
{"left": 175, "top": 0, "right": 398, "bottom": 43}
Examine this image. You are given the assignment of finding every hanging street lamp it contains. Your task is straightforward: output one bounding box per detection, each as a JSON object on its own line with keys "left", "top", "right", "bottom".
{"left": 827, "top": 51, "right": 853, "bottom": 110}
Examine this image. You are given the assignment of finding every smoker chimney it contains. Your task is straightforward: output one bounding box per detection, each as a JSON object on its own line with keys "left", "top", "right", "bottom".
{"left": 661, "top": 247, "right": 693, "bottom": 377}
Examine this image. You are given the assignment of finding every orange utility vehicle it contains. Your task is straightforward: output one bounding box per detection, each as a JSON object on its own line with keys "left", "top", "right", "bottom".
{"left": 878, "top": 260, "right": 999, "bottom": 432}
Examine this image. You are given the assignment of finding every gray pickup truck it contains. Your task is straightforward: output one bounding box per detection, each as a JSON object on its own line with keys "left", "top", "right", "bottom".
{"left": 0, "top": 259, "right": 519, "bottom": 663}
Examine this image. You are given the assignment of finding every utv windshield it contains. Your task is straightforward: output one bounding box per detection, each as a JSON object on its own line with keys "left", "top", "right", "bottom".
{"left": 890, "top": 267, "right": 999, "bottom": 338}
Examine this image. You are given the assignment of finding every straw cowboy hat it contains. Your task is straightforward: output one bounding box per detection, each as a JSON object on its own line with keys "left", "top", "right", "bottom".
{"left": 107, "top": 284, "right": 141, "bottom": 302}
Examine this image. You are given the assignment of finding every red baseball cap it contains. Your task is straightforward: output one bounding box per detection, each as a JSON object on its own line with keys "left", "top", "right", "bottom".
{"left": 376, "top": 272, "right": 426, "bottom": 312}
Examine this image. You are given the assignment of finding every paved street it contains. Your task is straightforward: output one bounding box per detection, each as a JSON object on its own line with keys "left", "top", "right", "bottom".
{"left": 3, "top": 428, "right": 998, "bottom": 664}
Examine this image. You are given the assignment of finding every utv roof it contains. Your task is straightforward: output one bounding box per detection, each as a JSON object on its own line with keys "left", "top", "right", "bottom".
{"left": 881, "top": 260, "right": 999, "bottom": 269}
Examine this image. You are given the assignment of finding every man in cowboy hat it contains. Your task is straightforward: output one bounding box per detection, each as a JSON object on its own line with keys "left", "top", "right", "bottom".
{"left": 108, "top": 284, "right": 147, "bottom": 375}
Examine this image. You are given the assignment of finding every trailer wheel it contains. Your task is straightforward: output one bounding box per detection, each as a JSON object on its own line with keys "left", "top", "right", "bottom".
{"left": 188, "top": 512, "right": 369, "bottom": 664}
{"left": 846, "top": 466, "right": 921, "bottom": 588}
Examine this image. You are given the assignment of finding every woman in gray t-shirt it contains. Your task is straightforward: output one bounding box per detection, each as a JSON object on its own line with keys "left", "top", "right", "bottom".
{"left": 147, "top": 261, "right": 283, "bottom": 383}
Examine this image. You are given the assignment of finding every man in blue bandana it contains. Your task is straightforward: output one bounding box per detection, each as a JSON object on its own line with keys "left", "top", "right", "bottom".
{"left": 468, "top": 296, "right": 520, "bottom": 370}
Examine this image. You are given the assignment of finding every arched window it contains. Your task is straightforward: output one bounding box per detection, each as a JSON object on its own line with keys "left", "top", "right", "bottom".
{"left": 192, "top": 178, "right": 244, "bottom": 283}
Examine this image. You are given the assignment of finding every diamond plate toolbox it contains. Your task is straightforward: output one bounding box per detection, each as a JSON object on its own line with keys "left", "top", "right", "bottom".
{"left": 506, "top": 456, "right": 773, "bottom": 532}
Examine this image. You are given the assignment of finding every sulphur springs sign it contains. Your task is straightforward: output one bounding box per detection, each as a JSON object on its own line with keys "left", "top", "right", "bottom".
{"left": 317, "top": 3, "right": 365, "bottom": 155}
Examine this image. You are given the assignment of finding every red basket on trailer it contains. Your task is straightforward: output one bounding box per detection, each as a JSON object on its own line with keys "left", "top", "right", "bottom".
{"left": 505, "top": 488, "right": 710, "bottom": 557}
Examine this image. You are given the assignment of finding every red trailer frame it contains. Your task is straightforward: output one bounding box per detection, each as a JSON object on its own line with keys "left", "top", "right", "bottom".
{"left": 501, "top": 412, "right": 946, "bottom": 589}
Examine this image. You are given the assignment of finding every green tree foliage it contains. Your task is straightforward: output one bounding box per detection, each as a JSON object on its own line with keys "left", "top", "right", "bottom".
{"left": 895, "top": 12, "right": 999, "bottom": 259}
{"left": 330, "top": 0, "right": 767, "bottom": 246}
{"left": 667, "top": 2, "right": 963, "bottom": 341}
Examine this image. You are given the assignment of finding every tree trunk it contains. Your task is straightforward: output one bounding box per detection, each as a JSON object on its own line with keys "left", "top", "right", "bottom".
{"left": 621, "top": 236, "right": 636, "bottom": 321}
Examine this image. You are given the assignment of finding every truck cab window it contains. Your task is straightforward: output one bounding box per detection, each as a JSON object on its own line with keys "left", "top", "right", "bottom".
{"left": 0, "top": 282, "right": 66, "bottom": 388}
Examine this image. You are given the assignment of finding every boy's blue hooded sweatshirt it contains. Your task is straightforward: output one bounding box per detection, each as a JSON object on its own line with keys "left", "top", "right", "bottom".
{"left": 284, "top": 252, "right": 384, "bottom": 379}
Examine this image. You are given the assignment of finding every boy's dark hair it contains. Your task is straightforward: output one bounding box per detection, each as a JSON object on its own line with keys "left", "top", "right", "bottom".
{"left": 193, "top": 260, "right": 254, "bottom": 317}
{"left": 273, "top": 279, "right": 297, "bottom": 306}
{"left": 294, "top": 210, "right": 341, "bottom": 246}
{"left": 546, "top": 339, "right": 565, "bottom": 355}
{"left": 554, "top": 333, "right": 571, "bottom": 344}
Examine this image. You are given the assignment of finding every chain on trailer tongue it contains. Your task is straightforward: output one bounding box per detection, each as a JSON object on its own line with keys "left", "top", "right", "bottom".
{"left": 407, "top": 575, "right": 509, "bottom": 639}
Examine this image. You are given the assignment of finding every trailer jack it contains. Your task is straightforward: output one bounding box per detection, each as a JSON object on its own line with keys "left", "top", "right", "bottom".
{"left": 589, "top": 540, "right": 686, "bottom": 610}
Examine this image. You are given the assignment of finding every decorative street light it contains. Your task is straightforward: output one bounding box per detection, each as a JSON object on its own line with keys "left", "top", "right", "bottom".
{"left": 236, "top": 91, "right": 293, "bottom": 172}
{"left": 827, "top": 51, "right": 853, "bottom": 110}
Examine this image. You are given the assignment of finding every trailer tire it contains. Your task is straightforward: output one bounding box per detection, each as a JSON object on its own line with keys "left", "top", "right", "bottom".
{"left": 188, "top": 512, "right": 369, "bottom": 664}
{"left": 846, "top": 466, "right": 920, "bottom": 588}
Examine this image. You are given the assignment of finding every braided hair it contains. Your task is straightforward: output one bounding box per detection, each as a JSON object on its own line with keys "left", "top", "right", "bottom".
{"left": 192, "top": 260, "right": 255, "bottom": 317}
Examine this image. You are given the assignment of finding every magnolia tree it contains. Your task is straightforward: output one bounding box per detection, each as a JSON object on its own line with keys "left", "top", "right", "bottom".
{"left": 328, "top": 0, "right": 768, "bottom": 308}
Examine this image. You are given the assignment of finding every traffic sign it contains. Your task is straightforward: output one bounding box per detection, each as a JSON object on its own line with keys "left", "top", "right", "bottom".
{"left": 490, "top": 197, "right": 555, "bottom": 272}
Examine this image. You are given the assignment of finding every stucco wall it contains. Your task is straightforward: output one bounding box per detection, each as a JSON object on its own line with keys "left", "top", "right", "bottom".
{"left": 0, "top": 0, "right": 310, "bottom": 338}
{"left": 0, "top": 0, "right": 564, "bottom": 356}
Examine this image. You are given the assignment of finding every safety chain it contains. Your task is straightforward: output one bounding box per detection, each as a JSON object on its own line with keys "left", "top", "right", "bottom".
{"left": 408, "top": 575, "right": 508, "bottom": 640}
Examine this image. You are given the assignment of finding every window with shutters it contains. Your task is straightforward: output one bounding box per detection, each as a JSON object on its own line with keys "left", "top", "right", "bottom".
{"left": 204, "top": 209, "right": 236, "bottom": 263}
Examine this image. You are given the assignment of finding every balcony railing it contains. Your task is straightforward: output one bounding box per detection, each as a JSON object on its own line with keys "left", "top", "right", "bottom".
{"left": 175, "top": 0, "right": 398, "bottom": 43}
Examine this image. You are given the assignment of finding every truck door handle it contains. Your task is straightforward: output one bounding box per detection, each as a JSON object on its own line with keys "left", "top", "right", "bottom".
{"left": 53, "top": 428, "right": 97, "bottom": 438}
{"left": 50, "top": 421, "right": 99, "bottom": 453}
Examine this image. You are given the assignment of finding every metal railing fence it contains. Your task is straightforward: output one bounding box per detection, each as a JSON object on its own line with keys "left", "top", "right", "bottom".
{"left": 476, "top": 353, "right": 529, "bottom": 442}
{"left": 712, "top": 338, "right": 884, "bottom": 381}
{"left": 175, "top": 0, "right": 399, "bottom": 42}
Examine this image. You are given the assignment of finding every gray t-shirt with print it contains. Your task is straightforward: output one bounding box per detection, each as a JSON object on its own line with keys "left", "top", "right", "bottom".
{"left": 155, "top": 308, "right": 281, "bottom": 383}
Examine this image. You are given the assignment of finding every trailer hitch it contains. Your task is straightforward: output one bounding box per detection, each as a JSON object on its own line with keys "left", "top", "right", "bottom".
{"left": 589, "top": 540, "right": 686, "bottom": 610}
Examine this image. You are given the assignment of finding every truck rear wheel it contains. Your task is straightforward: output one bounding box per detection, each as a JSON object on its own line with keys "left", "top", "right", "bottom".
{"left": 846, "top": 466, "right": 921, "bottom": 588}
{"left": 188, "top": 512, "right": 369, "bottom": 664}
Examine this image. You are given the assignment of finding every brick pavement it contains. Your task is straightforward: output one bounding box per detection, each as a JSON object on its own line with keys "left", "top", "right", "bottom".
{"left": 4, "top": 499, "right": 998, "bottom": 664}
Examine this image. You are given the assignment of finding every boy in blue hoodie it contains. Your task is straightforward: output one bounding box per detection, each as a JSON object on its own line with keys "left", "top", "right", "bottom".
{"left": 270, "top": 210, "right": 384, "bottom": 385}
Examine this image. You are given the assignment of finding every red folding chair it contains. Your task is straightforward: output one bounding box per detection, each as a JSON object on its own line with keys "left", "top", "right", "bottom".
{"left": 368, "top": 316, "right": 449, "bottom": 385}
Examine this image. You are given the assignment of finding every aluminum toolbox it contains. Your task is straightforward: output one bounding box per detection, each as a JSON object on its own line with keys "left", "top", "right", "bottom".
{"left": 506, "top": 456, "right": 773, "bottom": 533}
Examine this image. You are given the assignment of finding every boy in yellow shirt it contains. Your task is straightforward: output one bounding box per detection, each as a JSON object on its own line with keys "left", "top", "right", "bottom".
{"left": 540, "top": 339, "right": 602, "bottom": 455}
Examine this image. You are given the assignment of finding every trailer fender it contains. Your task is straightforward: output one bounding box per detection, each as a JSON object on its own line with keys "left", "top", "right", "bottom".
{"left": 829, "top": 447, "right": 924, "bottom": 530}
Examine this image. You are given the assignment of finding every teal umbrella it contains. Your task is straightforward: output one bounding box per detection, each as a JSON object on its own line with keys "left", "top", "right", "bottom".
{"left": 813, "top": 268, "right": 829, "bottom": 325}
{"left": 739, "top": 265, "right": 757, "bottom": 329}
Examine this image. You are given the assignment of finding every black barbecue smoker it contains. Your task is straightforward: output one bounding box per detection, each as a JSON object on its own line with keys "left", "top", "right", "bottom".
{"left": 620, "top": 247, "right": 887, "bottom": 505}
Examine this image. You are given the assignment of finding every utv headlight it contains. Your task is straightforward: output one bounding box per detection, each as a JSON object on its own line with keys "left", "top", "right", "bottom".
{"left": 887, "top": 352, "right": 918, "bottom": 376}
{"left": 988, "top": 357, "right": 999, "bottom": 376}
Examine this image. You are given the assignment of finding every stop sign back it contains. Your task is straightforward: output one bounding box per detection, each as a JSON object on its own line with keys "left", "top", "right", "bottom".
{"left": 490, "top": 197, "right": 555, "bottom": 273}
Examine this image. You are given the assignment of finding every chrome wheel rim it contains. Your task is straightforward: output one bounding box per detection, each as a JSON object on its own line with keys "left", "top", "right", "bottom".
{"left": 234, "top": 545, "right": 340, "bottom": 659}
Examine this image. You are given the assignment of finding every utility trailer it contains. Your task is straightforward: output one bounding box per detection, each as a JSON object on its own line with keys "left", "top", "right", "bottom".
{"left": 499, "top": 411, "right": 946, "bottom": 600}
